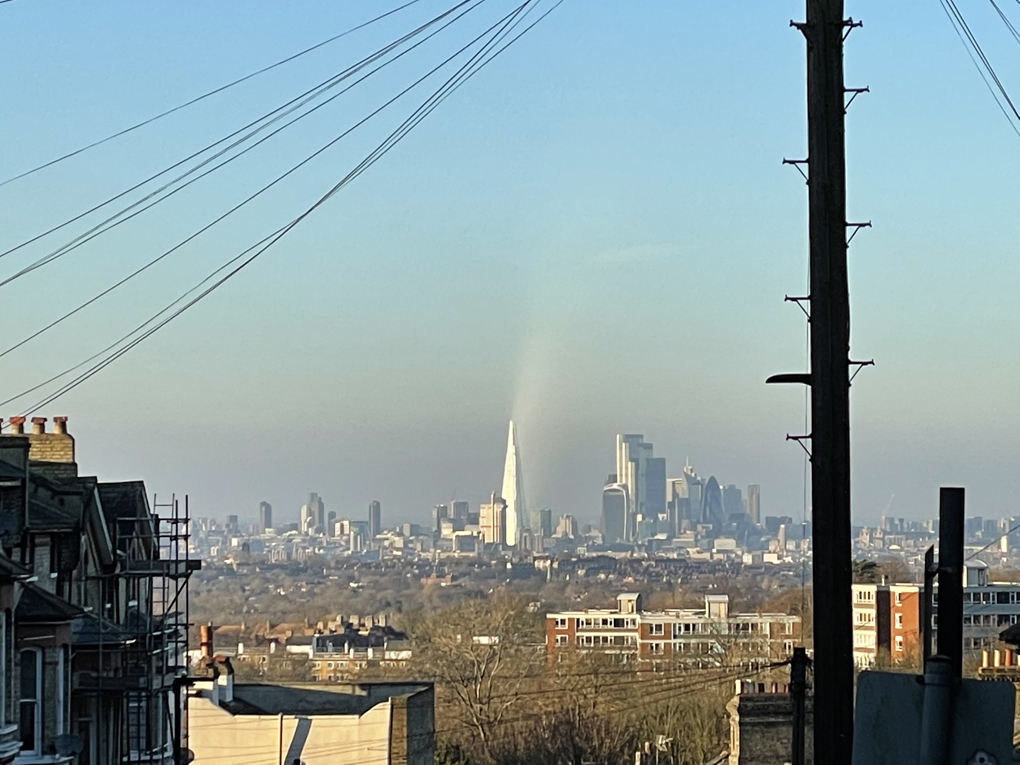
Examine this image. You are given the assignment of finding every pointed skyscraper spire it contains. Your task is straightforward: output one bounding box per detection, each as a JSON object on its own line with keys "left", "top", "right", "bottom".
{"left": 501, "top": 421, "right": 526, "bottom": 547}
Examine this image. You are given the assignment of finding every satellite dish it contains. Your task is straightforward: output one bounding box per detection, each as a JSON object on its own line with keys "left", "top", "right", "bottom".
{"left": 55, "top": 734, "right": 84, "bottom": 756}
{"left": 183, "top": 748, "right": 195, "bottom": 763}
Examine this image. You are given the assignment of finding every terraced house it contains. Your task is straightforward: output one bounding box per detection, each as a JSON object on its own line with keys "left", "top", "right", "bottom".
{"left": 0, "top": 416, "right": 197, "bottom": 765}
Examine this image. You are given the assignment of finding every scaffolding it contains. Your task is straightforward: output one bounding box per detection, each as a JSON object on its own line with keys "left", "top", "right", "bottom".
{"left": 98, "top": 493, "right": 195, "bottom": 765}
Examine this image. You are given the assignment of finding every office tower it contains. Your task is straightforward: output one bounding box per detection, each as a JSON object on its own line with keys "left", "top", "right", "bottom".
{"left": 723, "top": 484, "right": 743, "bottom": 520}
{"left": 301, "top": 492, "right": 325, "bottom": 533}
{"left": 683, "top": 461, "right": 703, "bottom": 515}
{"left": 602, "top": 483, "right": 628, "bottom": 543}
{"left": 479, "top": 493, "right": 507, "bottom": 545}
{"left": 451, "top": 501, "right": 469, "bottom": 522}
{"left": 615, "top": 435, "right": 666, "bottom": 540}
{"left": 701, "top": 477, "right": 725, "bottom": 527}
{"left": 747, "top": 484, "right": 761, "bottom": 526}
{"left": 646, "top": 457, "right": 666, "bottom": 525}
{"left": 432, "top": 505, "right": 449, "bottom": 537}
{"left": 538, "top": 510, "right": 554, "bottom": 538}
{"left": 501, "top": 421, "right": 527, "bottom": 547}
{"left": 327, "top": 511, "right": 336, "bottom": 538}
{"left": 258, "top": 501, "right": 272, "bottom": 534}
{"left": 226, "top": 515, "right": 239, "bottom": 534}
{"left": 555, "top": 514, "right": 579, "bottom": 539}
{"left": 368, "top": 500, "right": 382, "bottom": 538}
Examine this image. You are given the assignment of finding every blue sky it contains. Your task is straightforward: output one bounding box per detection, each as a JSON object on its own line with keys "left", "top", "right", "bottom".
{"left": 0, "top": 0, "right": 1017, "bottom": 528}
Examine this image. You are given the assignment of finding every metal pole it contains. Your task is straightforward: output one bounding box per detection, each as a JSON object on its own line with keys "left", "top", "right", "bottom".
{"left": 803, "top": 0, "right": 853, "bottom": 762}
{"left": 918, "top": 655, "right": 953, "bottom": 765}
{"left": 923, "top": 544, "right": 935, "bottom": 664}
{"left": 791, "top": 647, "right": 808, "bottom": 765}
{"left": 172, "top": 678, "right": 182, "bottom": 765}
{"left": 937, "top": 487, "right": 965, "bottom": 678}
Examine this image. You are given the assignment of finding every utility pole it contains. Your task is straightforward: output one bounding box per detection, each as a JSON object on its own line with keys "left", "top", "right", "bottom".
{"left": 769, "top": 0, "right": 864, "bottom": 758}
{"left": 790, "top": 647, "right": 809, "bottom": 765}
{"left": 802, "top": 0, "right": 854, "bottom": 762}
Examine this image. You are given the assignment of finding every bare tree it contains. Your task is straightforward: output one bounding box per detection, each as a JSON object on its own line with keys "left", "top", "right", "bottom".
{"left": 413, "top": 594, "right": 543, "bottom": 763}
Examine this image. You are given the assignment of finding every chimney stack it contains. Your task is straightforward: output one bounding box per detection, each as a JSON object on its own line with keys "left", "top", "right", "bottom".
{"left": 220, "top": 657, "right": 235, "bottom": 703}
{"left": 9, "top": 417, "right": 24, "bottom": 435}
{"left": 31, "top": 417, "right": 46, "bottom": 435}
{"left": 200, "top": 623, "right": 214, "bottom": 667}
{"left": 53, "top": 416, "right": 68, "bottom": 435}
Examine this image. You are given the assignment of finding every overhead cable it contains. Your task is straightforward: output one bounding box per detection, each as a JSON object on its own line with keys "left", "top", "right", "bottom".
{"left": 8, "top": 0, "right": 563, "bottom": 414}
{"left": 0, "top": 0, "right": 428, "bottom": 187}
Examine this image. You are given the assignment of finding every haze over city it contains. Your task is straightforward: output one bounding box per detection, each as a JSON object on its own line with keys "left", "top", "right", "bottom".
{"left": 1, "top": 0, "right": 1018, "bottom": 526}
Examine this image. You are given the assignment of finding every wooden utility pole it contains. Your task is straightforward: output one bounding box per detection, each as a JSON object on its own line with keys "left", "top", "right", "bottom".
{"left": 804, "top": 0, "right": 853, "bottom": 762}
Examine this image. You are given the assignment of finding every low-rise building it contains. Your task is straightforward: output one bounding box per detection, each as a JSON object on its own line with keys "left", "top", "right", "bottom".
{"left": 546, "top": 593, "right": 800, "bottom": 664}
{"left": 187, "top": 667, "right": 434, "bottom": 765}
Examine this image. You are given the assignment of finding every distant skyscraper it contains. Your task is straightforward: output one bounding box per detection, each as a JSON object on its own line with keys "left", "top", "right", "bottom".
{"left": 451, "top": 501, "right": 469, "bottom": 522}
{"left": 432, "top": 505, "right": 449, "bottom": 538}
{"left": 615, "top": 434, "right": 666, "bottom": 540}
{"left": 368, "top": 500, "right": 382, "bottom": 538}
{"left": 723, "top": 484, "right": 743, "bottom": 520}
{"left": 301, "top": 492, "right": 325, "bottom": 533}
{"left": 747, "top": 484, "right": 761, "bottom": 526}
{"left": 684, "top": 461, "right": 703, "bottom": 517}
{"left": 226, "top": 515, "right": 239, "bottom": 534}
{"left": 479, "top": 493, "right": 507, "bottom": 545}
{"left": 539, "top": 508, "right": 553, "bottom": 539}
{"left": 602, "top": 483, "right": 628, "bottom": 543}
{"left": 258, "top": 501, "right": 272, "bottom": 534}
{"left": 555, "top": 514, "right": 579, "bottom": 539}
{"left": 702, "top": 477, "right": 724, "bottom": 528}
{"left": 500, "top": 421, "right": 526, "bottom": 547}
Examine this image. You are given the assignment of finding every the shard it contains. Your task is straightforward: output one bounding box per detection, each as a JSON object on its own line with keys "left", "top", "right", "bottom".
{"left": 500, "top": 420, "right": 526, "bottom": 547}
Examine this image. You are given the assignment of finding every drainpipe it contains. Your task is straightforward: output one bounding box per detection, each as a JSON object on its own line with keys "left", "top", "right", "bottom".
{"left": 918, "top": 656, "right": 952, "bottom": 765}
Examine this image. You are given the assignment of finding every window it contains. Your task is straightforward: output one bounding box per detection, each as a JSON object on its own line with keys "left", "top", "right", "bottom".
{"left": 554, "top": 618, "right": 569, "bottom": 630}
{"left": 895, "top": 636, "right": 904, "bottom": 653}
{"left": 894, "top": 593, "right": 902, "bottom": 606}
{"left": 784, "top": 640, "right": 794, "bottom": 653}
{"left": 783, "top": 621, "right": 794, "bottom": 635}
{"left": 648, "top": 642, "right": 664, "bottom": 655}
{"left": 20, "top": 648, "right": 41, "bottom": 754}
{"left": 895, "top": 614, "right": 903, "bottom": 629}
{"left": 649, "top": 623, "right": 664, "bottom": 636}
{"left": 555, "top": 635, "right": 569, "bottom": 647}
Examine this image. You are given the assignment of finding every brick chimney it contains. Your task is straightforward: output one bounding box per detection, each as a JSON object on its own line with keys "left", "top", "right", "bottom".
{"left": 23, "top": 415, "right": 76, "bottom": 480}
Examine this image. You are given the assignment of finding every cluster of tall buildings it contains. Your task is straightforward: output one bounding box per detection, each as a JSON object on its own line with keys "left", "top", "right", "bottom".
{"left": 601, "top": 434, "right": 761, "bottom": 544}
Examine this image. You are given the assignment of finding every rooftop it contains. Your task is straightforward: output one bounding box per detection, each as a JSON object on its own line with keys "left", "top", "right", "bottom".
{"left": 203, "top": 682, "right": 431, "bottom": 717}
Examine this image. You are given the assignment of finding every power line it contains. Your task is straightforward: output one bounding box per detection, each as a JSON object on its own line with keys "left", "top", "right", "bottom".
{"left": 5, "top": 0, "right": 564, "bottom": 415}
{"left": 0, "top": 0, "right": 482, "bottom": 271}
{"left": 0, "top": 0, "right": 428, "bottom": 187}
{"left": 0, "top": 0, "right": 491, "bottom": 356}
{"left": 939, "top": 0, "right": 1020, "bottom": 137}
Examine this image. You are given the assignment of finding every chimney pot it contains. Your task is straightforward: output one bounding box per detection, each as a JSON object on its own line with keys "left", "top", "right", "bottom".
{"left": 994, "top": 649, "right": 1002, "bottom": 668}
{"left": 30, "top": 417, "right": 46, "bottom": 435}
{"left": 53, "top": 416, "right": 68, "bottom": 435}
{"left": 9, "top": 417, "right": 25, "bottom": 434}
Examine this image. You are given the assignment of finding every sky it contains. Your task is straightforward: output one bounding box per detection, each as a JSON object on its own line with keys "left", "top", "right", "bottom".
{"left": 0, "top": 0, "right": 1018, "bottom": 529}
